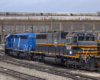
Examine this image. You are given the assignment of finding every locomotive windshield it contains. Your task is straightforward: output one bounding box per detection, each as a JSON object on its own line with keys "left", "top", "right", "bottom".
{"left": 66, "top": 37, "right": 72, "bottom": 44}
{"left": 77, "top": 33, "right": 95, "bottom": 41}
{"left": 78, "top": 37, "right": 94, "bottom": 41}
{"left": 66, "top": 39, "right": 70, "bottom": 43}
{"left": 78, "top": 37, "right": 84, "bottom": 41}
{"left": 73, "top": 37, "right": 77, "bottom": 43}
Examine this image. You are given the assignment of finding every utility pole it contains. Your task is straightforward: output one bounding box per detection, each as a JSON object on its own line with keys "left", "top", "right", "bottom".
{"left": 60, "top": 21, "right": 61, "bottom": 31}
{"left": 25, "top": 21, "right": 26, "bottom": 32}
{"left": 92, "top": 20, "right": 94, "bottom": 33}
{"left": 31, "top": 25, "right": 33, "bottom": 33}
{"left": 2, "top": 22, "right": 3, "bottom": 44}
{"left": 51, "top": 17, "right": 52, "bottom": 31}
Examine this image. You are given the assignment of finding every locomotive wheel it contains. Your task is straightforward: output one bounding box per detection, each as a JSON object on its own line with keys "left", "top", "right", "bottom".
{"left": 5, "top": 51, "right": 8, "bottom": 55}
{"left": 8, "top": 51, "right": 11, "bottom": 56}
{"left": 17, "top": 52, "right": 20, "bottom": 59}
{"left": 32, "top": 56, "right": 38, "bottom": 61}
{"left": 76, "top": 65, "right": 81, "bottom": 69}
{"left": 64, "top": 62, "right": 70, "bottom": 68}
{"left": 31, "top": 54, "right": 34, "bottom": 61}
{"left": 27, "top": 55, "right": 31, "bottom": 60}
{"left": 38, "top": 55, "right": 43, "bottom": 62}
{"left": 5, "top": 51, "right": 9, "bottom": 55}
{"left": 19, "top": 54, "right": 22, "bottom": 59}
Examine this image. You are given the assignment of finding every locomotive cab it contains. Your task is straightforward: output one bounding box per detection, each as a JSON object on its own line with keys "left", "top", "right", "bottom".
{"left": 66, "top": 37, "right": 72, "bottom": 44}
{"left": 65, "top": 31, "right": 100, "bottom": 70}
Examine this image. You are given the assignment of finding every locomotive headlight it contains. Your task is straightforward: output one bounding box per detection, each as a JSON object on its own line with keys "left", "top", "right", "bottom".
{"left": 66, "top": 46, "right": 71, "bottom": 50}
{"left": 69, "top": 51, "right": 72, "bottom": 54}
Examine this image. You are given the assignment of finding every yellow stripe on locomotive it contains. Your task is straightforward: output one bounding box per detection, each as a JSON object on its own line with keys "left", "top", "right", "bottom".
{"left": 35, "top": 31, "right": 100, "bottom": 70}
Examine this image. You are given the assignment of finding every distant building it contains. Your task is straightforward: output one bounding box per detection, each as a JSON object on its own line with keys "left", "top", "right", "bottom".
{"left": 0, "top": 12, "right": 100, "bottom": 44}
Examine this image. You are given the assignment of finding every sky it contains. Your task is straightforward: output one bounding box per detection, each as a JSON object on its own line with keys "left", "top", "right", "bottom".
{"left": 0, "top": 0, "right": 100, "bottom": 13}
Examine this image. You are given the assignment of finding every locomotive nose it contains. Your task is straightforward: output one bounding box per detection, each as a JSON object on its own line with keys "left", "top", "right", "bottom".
{"left": 78, "top": 41, "right": 97, "bottom": 46}
{"left": 77, "top": 41, "right": 98, "bottom": 55}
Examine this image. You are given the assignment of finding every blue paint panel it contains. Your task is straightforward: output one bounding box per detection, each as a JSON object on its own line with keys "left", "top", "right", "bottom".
{"left": 13, "top": 36, "right": 19, "bottom": 49}
{"left": 19, "top": 39, "right": 28, "bottom": 50}
{"left": 5, "top": 35, "right": 14, "bottom": 48}
{"left": 5, "top": 32, "right": 36, "bottom": 51}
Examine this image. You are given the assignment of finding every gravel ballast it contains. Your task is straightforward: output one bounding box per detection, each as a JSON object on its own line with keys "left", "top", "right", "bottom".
{"left": 0, "top": 61, "right": 72, "bottom": 80}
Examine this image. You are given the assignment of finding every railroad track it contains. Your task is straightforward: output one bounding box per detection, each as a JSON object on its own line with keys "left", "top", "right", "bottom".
{"left": 0, "top": 66, "right": 45, "bottom": 80}
{"left": 0, "top": 55, "right": 99, "bottom": 80}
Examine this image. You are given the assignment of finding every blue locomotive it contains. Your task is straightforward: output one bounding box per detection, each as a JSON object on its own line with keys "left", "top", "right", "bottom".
{"left": 5, "top": 33, "right": 36, "bottom": 58}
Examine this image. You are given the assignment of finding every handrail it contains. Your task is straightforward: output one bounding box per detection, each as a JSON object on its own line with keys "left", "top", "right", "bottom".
{"left": 85, "top": 48, "right": 90, "bottom": 63}
{"left": 28, "top": 45, "right": 33, "bottom": 57}
{"left": 81, "top": 48, "right": 84, "bottom": 58}
{"left": 29, "top": 45, "right": 32, "bottom": 52}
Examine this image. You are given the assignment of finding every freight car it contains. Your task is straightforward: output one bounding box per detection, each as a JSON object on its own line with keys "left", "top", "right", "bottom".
{"left": 5, "top": 31, "right": 100, "bottom": 70}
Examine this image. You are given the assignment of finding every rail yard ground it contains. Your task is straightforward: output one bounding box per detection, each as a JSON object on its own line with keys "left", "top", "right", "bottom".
{"left": 0, "top": 45, "right": 100, "bottom": 80}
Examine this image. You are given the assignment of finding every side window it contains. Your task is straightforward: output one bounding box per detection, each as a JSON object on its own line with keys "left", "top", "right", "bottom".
{"left": 66, "top": 39, "right": 70, "bottom": 43}
{"left": 36, "top": 35, "right": 46, "bottom": 39}
{"left": 86, "top": 37, "right": 89, "bottom": 41}
{"left": 95, "top": 37, "right": 97, "bottom": 41}
{"left": 36, "top": 35, "right": 41, "bottom": 39}
{"left": 41, "top": 35, "right": 46, "bottom": 39}
{"left": 8, "top": 37, "right": 11, "bottom": 41}
{"left": 61, "top": 32, "right": 69, "bottom": 39}
{"left": 20, "top": 36, "right": 27, "bottom": 39}
{"left": 91, "top": 37, "right": 94, "bottom": 41}
{"left": 73, "top": 37, "right": 77, "bottom": 43}
{"left": 78, "top": 37, "right": 84, "bottom": 41}
{"left": 11, "top": 35, "right": 13, "bottom": 38}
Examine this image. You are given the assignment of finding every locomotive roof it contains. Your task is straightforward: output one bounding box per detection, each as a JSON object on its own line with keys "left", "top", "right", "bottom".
{"left": 5, "top": 34, "right": 11, "bottom": 38}
{"left": 36, "top": 31, "right": 69, "bottom": 35}
{"left": 14, "top": 32, "right": 36, "bottom": 36}
{"left": 36, "top": 32, "right": 59, "bottom": 35}
{"left": 6, "top": 33, "right": 36, "bottom": 38}
{"left": 66, "top": 32, "right": 76, "bottom": 37}
{"left": 66, "top": 31, "right": 97, "bottom": 37}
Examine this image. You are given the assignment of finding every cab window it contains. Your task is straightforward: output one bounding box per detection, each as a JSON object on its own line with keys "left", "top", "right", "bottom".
{"left": 20, "top": 36, "right": 27, "bottom": 39}
{"left": 73, "top": 37, "right": 77, "bottom": 43}
{"left": 86, "top": 37, "right": 89, "bottom": 41}
{"left": 66, "top": 39, "right": 70, "bottom": 43}
{"left": 78, "top": 37, "right": 95, "bottom": 41}
{"left": 91, "top": 37, "right": 94, "bottom": 41}
{"left": 66, "top": 37, "right": 72, "bottom": 44}
{"left": 78, "top": 37, "right": 84, "bottom": 41}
